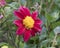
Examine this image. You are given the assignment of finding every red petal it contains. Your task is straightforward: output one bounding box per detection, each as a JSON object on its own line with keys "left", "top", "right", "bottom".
{"left": 19, "top": 6, "right": 26, "bottom": 17}
{"left": 34, "top": 24, "right": 42, "bottom": 32}
{"left": 32, "top": 10, "right": 38, "bottom": 19}
{"left": 14, "top": 10, "right": 24, "bottom": 19}
{"left": 13, "top": 20, "right": 23, "bottom": 27}
{"left": 31, "top": 29, "right": 35, "bottom": 36}
{"left": 24, "top": 30, "right": 31, "bottom": 42}
{"left": 19, "top": 6, "right": 31, "bottom": 16}
{"left": 16, "top": 27, "right": 25, "bottom": 35}
{"left": 35, "top": 18, "right": 42, "bottom": 25}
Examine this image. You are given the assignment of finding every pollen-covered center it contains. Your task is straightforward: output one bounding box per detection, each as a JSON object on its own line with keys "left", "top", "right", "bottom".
{"left": 23, "top": 16, "right": 34, "bottom": 29}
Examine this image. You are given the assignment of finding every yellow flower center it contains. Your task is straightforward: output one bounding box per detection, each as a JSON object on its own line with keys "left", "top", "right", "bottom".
{"left": 23, "top": 16, "right": 34, "bottom": 29}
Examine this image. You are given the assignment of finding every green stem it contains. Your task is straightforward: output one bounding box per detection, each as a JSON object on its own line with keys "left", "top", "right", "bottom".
{"left": 15, "top": 35, "right": 20, "bottom": 48}
{"left": 52, "top": 34, "right": 57, "bottom": 47}
{"left": 18, "top": 0, "right": 21, "bottom": 6}
{"left": 36, "top": 35, "right": 40, "bottom": 48}
{"left": 39, "top": 0, "right": 43, "bottom": 14}
{"left": 47, "top": 0, "right": 54, "bottom": 12}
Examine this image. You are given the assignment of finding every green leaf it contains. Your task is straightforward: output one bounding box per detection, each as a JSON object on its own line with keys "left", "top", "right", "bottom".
{"left": 6, "top": 0, "right": 13, "bottom": 2}
{"left": 19, "top": 42, "right": 24, "bottom": 48}
{"left": 51, "top": 11, "right": 59, "bottom": 21}
{"left": 8, "top": 2, "right": 19, "bottom": 9}
{"left": 45, "top": 11, "right": 59, "bottom": 23}
{"left": 0, "top": 42, "right": 8, "bottom": 46}
{"left": 57, "top": 35, "right": 60, "bottom": 46}
{"left": 51, "top": 21, "right": 60, "bottom": 29}
{"left": 48, "top": 0, "right": 51, "bottom": 3}
{"left": 40, "top": 39, "right": 51, "bottom": 47}
{"left": 45, "top": 13, "right": 54, "bottom": 22}
{"left": 24, "top": 43, "right": 36, "bottom": 48}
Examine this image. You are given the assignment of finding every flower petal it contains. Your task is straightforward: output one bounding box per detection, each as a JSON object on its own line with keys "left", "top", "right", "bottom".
{"left": 32, "top": 10, "right": 38, "bottom": 19}
{"left": 35, "top": 18, "right": 42, "bottom": 25}
{"left": 31, "top": 29, "right": 35, "bottom": 36}
{"left": 16, "top": 27, "right": 25, "bottom": 35}
{"left": 19, "top": 6, "right": 31, "bottom": 16}
{"left": 24, "top": 30, "right": 31, "bottom": 42}
{"left": 34, "top": 24, "right": 42, "bottom": 32}
{"left": 13, "top": 20, "right": 23, "bottom": 27}
{"left": 14, "top": 10, "right": 24, "bottom": 19}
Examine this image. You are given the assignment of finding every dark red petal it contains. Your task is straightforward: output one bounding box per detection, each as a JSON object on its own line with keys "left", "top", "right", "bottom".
{"left": 35, "top": 19, "right": 42, "bottom": 25}
{"left": 31, "top": 29, "right": 35, "bottom": 36}
{"left": 13, "top": 20, "right": 23, "bottom": 27}
{"left": 24, "top": 30, "right": 31, "bottom": 42}
{"left": 14, "top": 10, "right": 24, "bottom": 19}
{"left": 32, "top": 10, "right": 38, "bottom": 19}
{"left": 16, "top": 27, "right": 25, "bottom": 35}
{"left": 34, "top": 24, "right": 42, "bottom": 32}
{"left": 19, "top": 6, "right": 31, "bottom": 16}
{"left": 19, "top": 6, "right": 27, "bottom": 17}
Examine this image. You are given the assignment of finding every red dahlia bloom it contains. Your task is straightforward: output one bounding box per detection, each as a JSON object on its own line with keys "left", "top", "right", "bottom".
{"left": 13, "top": 6, "right": 42, "bottom": 42}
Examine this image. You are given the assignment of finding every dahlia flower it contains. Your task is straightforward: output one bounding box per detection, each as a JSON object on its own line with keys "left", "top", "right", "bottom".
{"left": 0, "top": 0, "right": 6, "bottom": 7}
{"left": 13, "top": 6, "right": 42, "bottom": 42}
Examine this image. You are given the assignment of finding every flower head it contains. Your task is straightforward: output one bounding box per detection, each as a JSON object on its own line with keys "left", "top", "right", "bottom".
{"left": 13, "top": 6, "right": 42, "bottom": 42}
{"left": 0, "top": 0, "right": 6, "bottom": 7}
